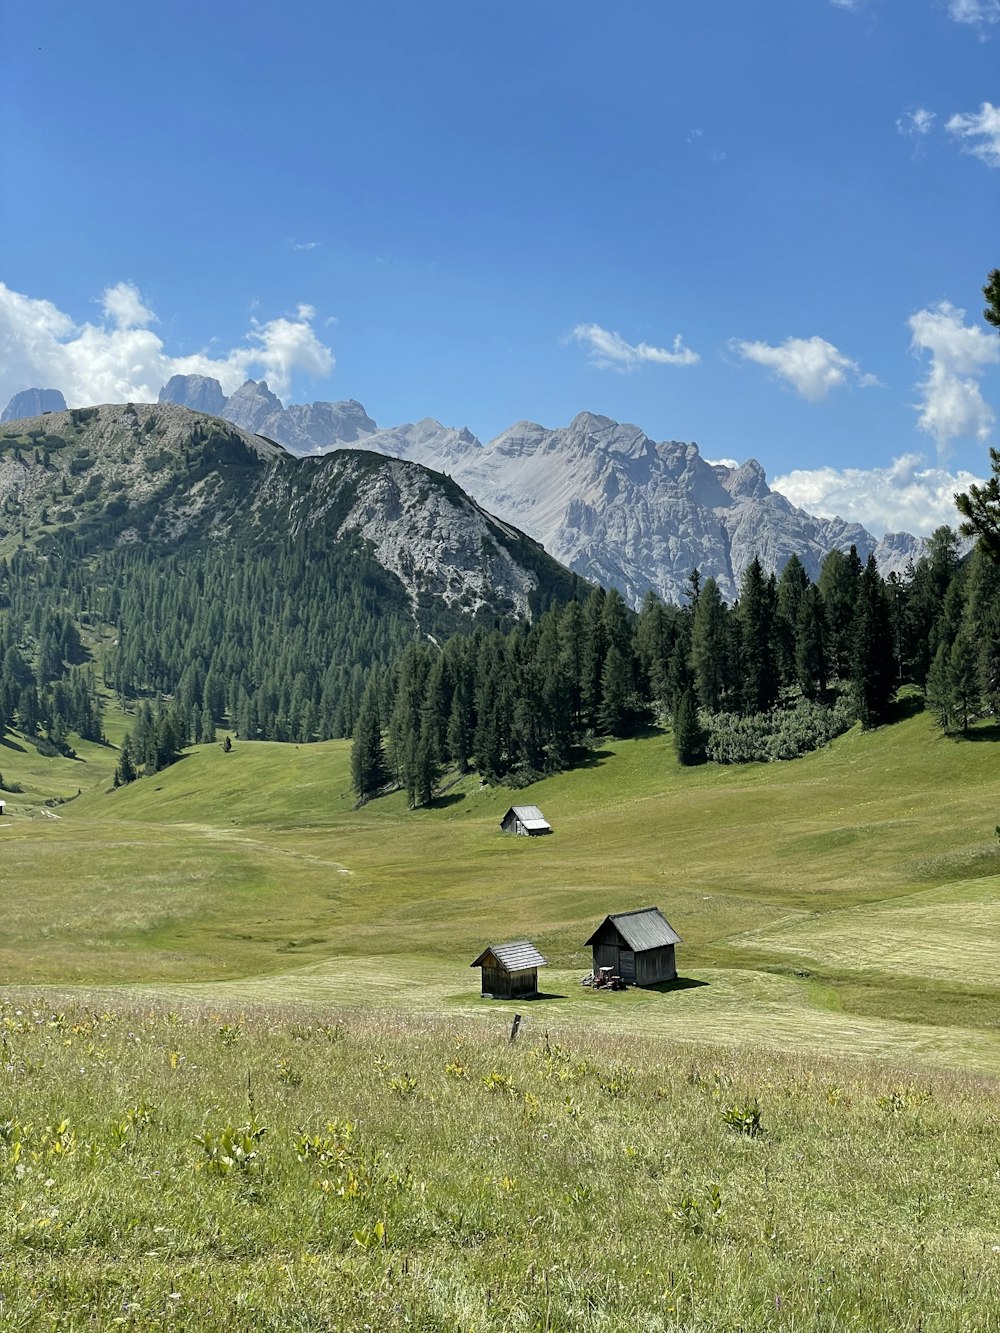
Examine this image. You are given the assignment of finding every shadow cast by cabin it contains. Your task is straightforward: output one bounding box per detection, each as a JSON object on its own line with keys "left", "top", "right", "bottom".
{"left": 643, "top": 977, "right": 709, "bottom": 994}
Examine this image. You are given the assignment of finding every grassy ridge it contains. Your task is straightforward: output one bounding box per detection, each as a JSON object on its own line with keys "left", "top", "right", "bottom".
{"left": 0, "top": 996, "right": 997, "bottom": 1332}
{"left": 2, "top": 709, "right": 999, "bottom": 1074}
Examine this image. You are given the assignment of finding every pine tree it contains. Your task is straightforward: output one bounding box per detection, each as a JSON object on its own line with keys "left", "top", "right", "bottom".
{"left": 350, "top": 680, "right": 387, "bottom": 804}
{"left": 851, "top": 555, "right": 897, "bottom": 728}
{"left": 690, "top": 576, "right": 727, "bottom": 712}
{"left": 673, "top": 687, "right": 705, "bottom": 765}
{"left": 113, "top": 735, "right": 137, "bottom": 787}
{"left": 736, "top": 558, "right": 778, "bottom": 714}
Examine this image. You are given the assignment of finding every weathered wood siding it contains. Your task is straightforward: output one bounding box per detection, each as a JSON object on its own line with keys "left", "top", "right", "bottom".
{"left": 635, "top": 945, "right": 676, "bottom": 985}
{"left": 591, "top": 934, "right": 676, "bottom": 986}
{"left": 480, "top": 964, "right": 538, "bottom": 998}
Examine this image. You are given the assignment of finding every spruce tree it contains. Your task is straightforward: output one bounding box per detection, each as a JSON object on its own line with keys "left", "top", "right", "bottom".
{"left": 851, "top": 555, "right": 897, "bottom": 728}
{"left": 690, "top": 576, "right": 727, "bottom": 712}
{"left": 350, "top": 680, "right": 387, "bottom": 804}
{"left": 673, "top": 687, "right": 705, "bottom": 765}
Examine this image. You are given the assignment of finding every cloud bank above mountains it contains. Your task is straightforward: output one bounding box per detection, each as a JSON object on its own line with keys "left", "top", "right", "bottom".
{"left": 0, "top": 278, "right": 993, "bottom": 538}
{"left": 0, "top": 281, "right": 334, "bottom": 409}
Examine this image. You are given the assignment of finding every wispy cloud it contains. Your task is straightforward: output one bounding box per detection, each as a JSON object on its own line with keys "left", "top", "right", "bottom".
{"left": 830, "top": 0, "right": 864, "bottom": 10}
{"left": 896, "top": 107, "right": 936, "bottom": 139}
{"left": 947, "top": 0, "right": 1000, "bottom": 29}
{"left": 571, "top": 323, "right": 699, "bottom": 372}
{"left": 773, "top": 453, "right": 986, "bottom": 536}
{"left": 731, "top": 335, "right": 878, "bottom": 401}
{"left": 946, "top": 102, "right": 1000, "bottom": 166}
{"left": 0, "top": 282, "right": 335, "bottom": 407}
{"left": 290, "top": 239, "right": 320, "bottom": 251}
{"left": 909, "top": 301, "right": 999, "bottom": 449}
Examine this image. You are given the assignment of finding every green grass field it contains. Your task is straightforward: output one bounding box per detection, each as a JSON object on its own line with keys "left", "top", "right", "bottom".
{"left": 2, "top": 708, "right": 999, "bottom": 1076}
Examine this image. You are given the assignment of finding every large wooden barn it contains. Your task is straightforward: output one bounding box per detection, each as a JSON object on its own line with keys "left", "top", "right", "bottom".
{"left": 584, "top": 907, "right": 681, "bottom": 986}
{"left": 471, "top": 941, "right": 548, "bottom": 999}
{"left": 500, "top": 805, "right": 552, "bottom": 836}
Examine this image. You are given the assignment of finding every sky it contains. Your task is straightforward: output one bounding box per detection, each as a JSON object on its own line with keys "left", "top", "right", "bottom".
{"left": 1, "top": 0, "right": 998, "bottom": 537}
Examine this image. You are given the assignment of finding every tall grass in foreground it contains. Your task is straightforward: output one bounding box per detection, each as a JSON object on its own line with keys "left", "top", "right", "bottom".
{"left": 0, "top": 996, "right": 997, "bottom": 1332}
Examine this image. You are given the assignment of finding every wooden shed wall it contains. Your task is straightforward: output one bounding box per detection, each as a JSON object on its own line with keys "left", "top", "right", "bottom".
{"left": 479, "top": 964, "right": 539, "bottom": 998}
{"left": 590, "top": 939, "right": 676, "bottom": 986}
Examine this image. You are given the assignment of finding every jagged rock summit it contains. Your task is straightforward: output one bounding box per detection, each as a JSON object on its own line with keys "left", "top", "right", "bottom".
{"left": 157, "top": 374, "right": 377, "bottom": 454}
{"left": 1, "top": 388, "right": 67, "bottom": 423}
{"left": 343, "top": 408, "right": 924, "bottom": 605}
{"left": 5, "top": 376, "right": 927, "bottom": 606}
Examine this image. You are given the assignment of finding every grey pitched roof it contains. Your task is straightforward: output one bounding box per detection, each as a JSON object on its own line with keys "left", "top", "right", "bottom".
{"left": 508, "top": 805, "right": 551, "bottom": 829}
{"left": 471, "top": 940, "right": 548, "bottom": 971}
{"left": 584, "top": 907, "right": 681, "bottom": 951}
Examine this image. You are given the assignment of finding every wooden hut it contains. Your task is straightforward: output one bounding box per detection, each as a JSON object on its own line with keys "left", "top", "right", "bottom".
{"left": 471, "top": 941, "right": 548, "bottom": 999}
{"left": 584, "top": 907, "right": 681, "bottom": 986}
{"left": 500, "top": 805, "right": 552, "bottom": 836}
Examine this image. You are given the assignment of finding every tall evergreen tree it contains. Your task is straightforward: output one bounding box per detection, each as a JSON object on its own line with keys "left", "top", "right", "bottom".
{"left": 736, "top": 558, "right": 778, "bottom": 714}
{"left": 350, "top": 679, "right": 387, "bottom": 804}
{"left": 673, "top": 687, "right": 705, "bottom": 766}
{"left": 690, "top": 576, "right": 727, "bottom": 712}
{"left": 851, "top": 555, "right": 897, "bottom": 728}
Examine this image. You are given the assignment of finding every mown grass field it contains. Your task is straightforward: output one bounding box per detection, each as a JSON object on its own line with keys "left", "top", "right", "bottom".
{"left": 2, "top": 706, "right": 999, "bottom": 1075}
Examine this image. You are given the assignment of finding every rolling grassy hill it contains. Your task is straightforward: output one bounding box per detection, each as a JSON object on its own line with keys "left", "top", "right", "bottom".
{"left": 2, "top": 706, "right": 999, "bottom": 1076}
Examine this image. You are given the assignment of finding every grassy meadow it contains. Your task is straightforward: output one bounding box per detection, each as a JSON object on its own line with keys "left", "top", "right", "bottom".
{"left": 0, "top": 997, "right": 998, "bottom": 1332}
{"left": 1, "top": 704, "right": 1000, "bottom": 1073}
{"left": 3, "top": 707, "right": 1000, "bottom": 1327}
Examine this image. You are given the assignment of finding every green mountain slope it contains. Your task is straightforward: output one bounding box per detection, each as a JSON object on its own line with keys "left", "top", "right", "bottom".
{"left": 0, "top": 403, "right": 583, "bottom": 742}
{"left": 2, "top": 709, "right": 999, "bottom": 1074}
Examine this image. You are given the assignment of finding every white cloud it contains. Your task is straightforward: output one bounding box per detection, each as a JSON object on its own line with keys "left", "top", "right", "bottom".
{"left": 732, "top": 334, "right": 878, "bottom": 401}
{"left": 773, "top": 454, "right": 986, "bottom": 536}
{"left": 101, "top": 281, "right": 156, "bottom": 330}
{"left": 0, "top": 282, "right": 335, "bottom": 408}
{"left": 830, "top": 0, "right": 863, "bottom": 9}
{"left": 908, "top": 301, "right": 999, "bottom": 447}
{"left": 946, "top": 102, "right": 1000, "bottom": 166}
{"left": 290, "top": 239, "right": 319, "bottom": 251}
{"left": 571, "top": 323, "right": 699, "bottom": 372}
{"left": 948, "top": 0, "right": 1000, "bottom": 27}
{"left": 896, "top": 107, "right": 936, "bottom": 138}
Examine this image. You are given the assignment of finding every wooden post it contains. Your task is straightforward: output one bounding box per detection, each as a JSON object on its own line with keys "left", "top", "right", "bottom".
{"left": 509, "top": 1013, "right": 522, "bottom": 1042}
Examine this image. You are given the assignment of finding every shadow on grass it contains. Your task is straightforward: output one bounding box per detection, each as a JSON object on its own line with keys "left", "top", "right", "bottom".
{"left": 892, "top": 693, "right": 925, "bottom": 723}
{"left": 949, "top": 723, "right": 1000, "bottom": 743}
{"left": 572, "top": 748, "right": 615, "bottom": 770}
{"left": 643, "top": 977, "right": 710, "bottom": 994}
{"left": 430, "top": 792, "right": 465, "bottom": 809}
{"left": 0, "top": 736, "right": 27, "bottom": 754}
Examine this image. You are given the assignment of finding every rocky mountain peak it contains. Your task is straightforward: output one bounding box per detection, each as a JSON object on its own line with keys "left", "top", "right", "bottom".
{"left": 721, "top": 458, "right": 770, "bottom": 502}
{"left": 2, "top": 388, "right": 68, "bottom": 424}
{"left": 225, "top": 380, "right": 283, "bottom": 433}
{"left": 158, "top": 375, "right": 227, "bottom": 416}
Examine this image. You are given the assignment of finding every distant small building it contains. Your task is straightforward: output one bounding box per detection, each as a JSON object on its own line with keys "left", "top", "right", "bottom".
{"left": 471, "top": 940, "right": 548, "bottom": 999}
{"left": 584, "top": 906, "right": 681, "bottom": 986}
{"left": 500, "top": 805, "right": 552, "bottom": 836}
{"left": 0, "top": 800, "right": 5, "bottom": 816}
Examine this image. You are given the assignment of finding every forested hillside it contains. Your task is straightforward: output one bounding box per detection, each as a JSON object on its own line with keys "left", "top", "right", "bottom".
{"left": 354, "top": 528, "right": 1000, "bottom": 804}
{"left": 0, "top": 404, "right": 582, "bottom": 764}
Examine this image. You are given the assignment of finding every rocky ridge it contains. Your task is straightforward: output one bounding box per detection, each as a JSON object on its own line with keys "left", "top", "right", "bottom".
{"left": 4, "top": 379, "right": 927, "bottom": 606}
{"left": 0, "top": 403, "right": 576, "bottom": 625}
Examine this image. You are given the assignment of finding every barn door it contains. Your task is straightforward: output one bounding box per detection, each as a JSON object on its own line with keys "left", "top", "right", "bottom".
{"left": 619, "top": 949, "right": 636, "bottom": 983}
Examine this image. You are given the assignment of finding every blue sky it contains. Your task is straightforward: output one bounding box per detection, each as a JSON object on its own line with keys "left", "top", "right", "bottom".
{"left": 2, "top": 0, "right": 998, "bottom": 534}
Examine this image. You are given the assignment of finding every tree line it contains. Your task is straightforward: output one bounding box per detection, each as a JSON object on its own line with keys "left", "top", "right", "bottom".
{"left": 352, "top": 528, "right": 1000, "bottom": 804}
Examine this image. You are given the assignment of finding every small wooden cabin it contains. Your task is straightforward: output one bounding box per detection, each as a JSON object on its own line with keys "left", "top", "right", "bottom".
{"left": 584, "top": 907, "right": 681, "bottom": 986}
{"left": 500, "top": 805, "right": 552, "bottom": 836}
{"left": 471, "top": 940, "right": 548, "bottom": 999}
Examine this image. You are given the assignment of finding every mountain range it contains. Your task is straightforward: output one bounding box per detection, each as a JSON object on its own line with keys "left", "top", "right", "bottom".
{"left": 5, "top": 378, "right": 926, "bottom": 606}
{"left": 0, "top": 401, "right": 578, "bottom": 631}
